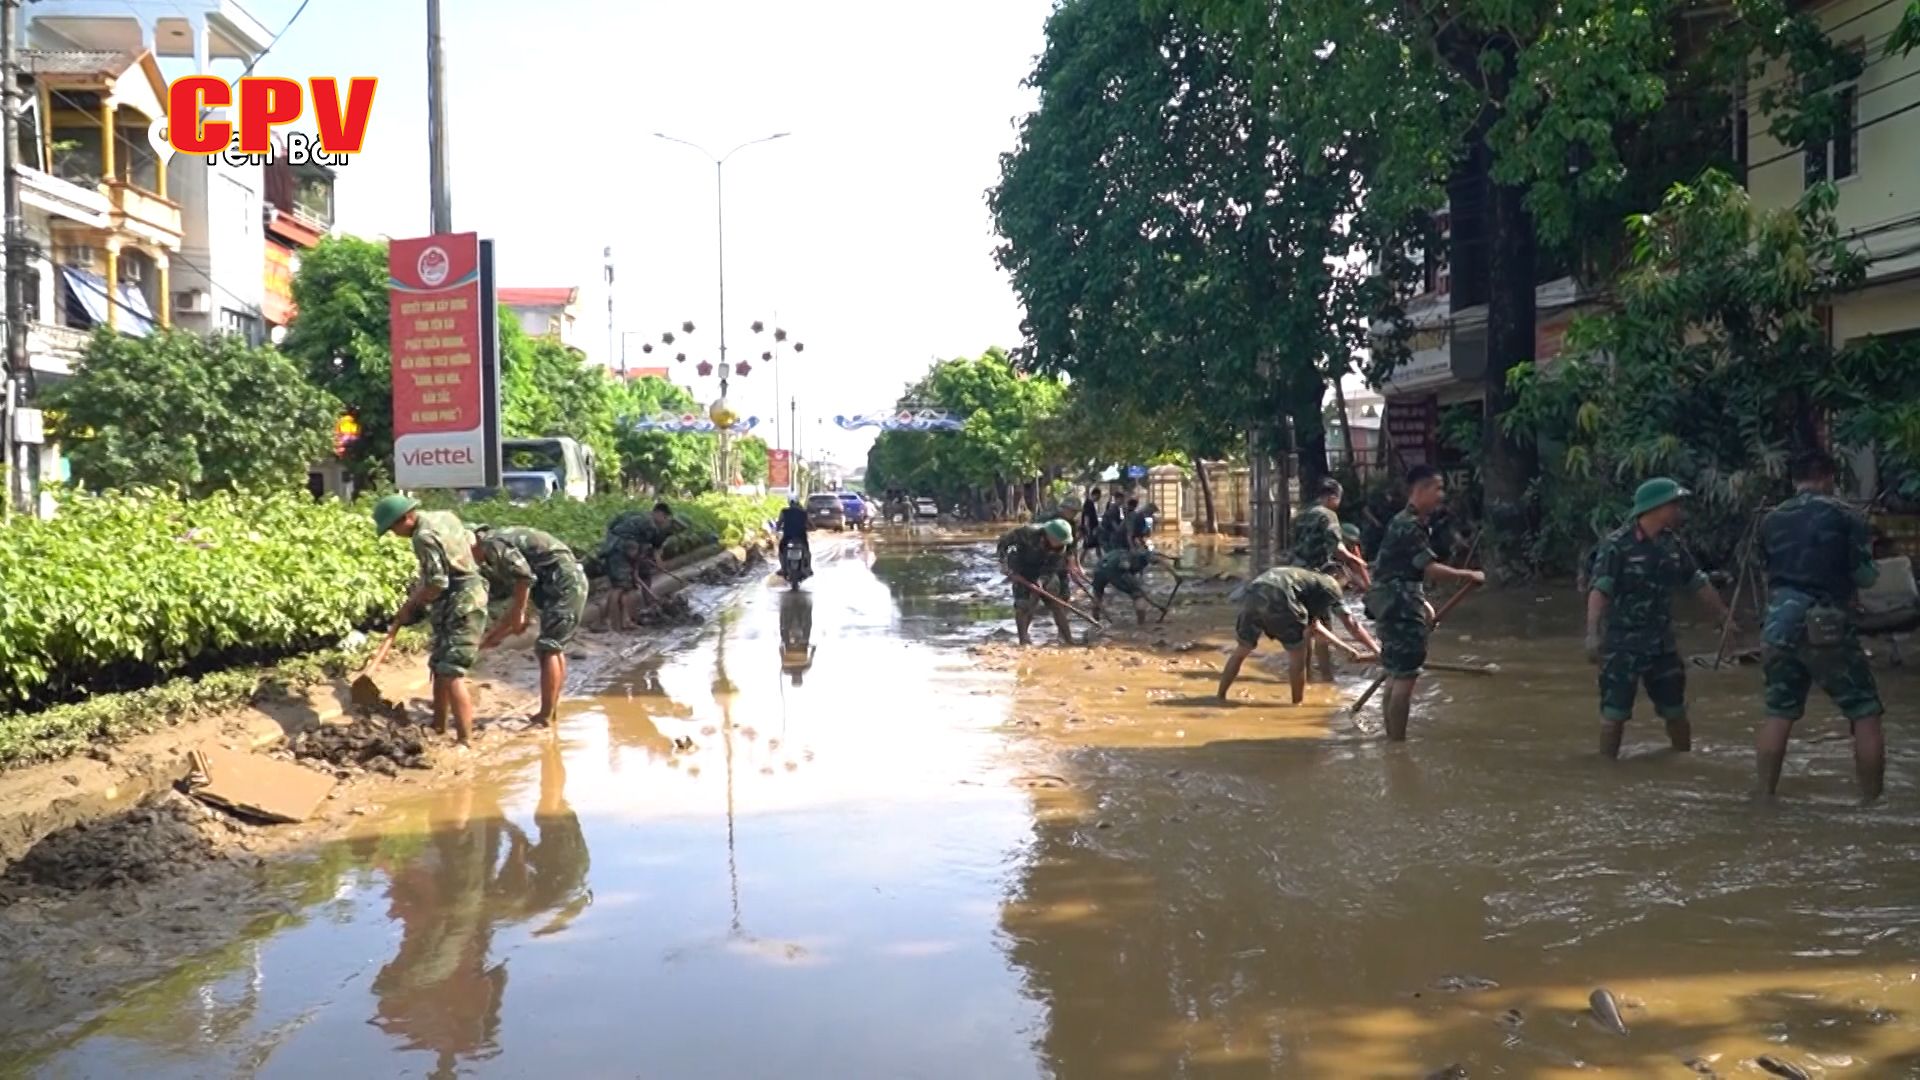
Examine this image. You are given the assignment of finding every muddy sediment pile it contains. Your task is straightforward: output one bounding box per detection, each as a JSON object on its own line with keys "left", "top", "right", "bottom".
{"left": 282, "top": 717, "right": 430, "bottom": 776}
{"left": 4, "top": 791, "right": 239, "bottom": 891}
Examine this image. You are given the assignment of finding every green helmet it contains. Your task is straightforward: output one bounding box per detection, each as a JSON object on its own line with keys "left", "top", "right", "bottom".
{"left": 1042, "top": 519, "right": 1073, "bottom": 545}
{"left": 1341, "top": 523, "right": 1362, "bottom": 543}
{"left": 372, "top": 494, "right": 420, "bottom": 536}
{"left": 1630, "top": 477, "right": 1690, "bottom": 519}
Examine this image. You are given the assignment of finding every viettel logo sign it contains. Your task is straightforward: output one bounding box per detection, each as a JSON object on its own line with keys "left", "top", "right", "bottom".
{"left": 162, "top": 76, "right": 377, "bottom": 160}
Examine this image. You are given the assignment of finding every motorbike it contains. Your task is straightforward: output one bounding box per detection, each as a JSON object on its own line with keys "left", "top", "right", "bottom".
{"left": 779, "top": 540, "right": 810, "bottom": 589}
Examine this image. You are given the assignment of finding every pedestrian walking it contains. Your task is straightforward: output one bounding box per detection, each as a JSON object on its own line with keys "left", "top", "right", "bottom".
{"left": 373, "top": 495, "right": 488, "bottom": 746}
{"left": 1217, "top": 566, "right": 1380, "bottom": 704}
{"left": 472, "top": 524, "right": 588, "bottom": 728}
{"left": 1364, "top": 465, "right": 1485, "bottom": 741}
{"left": 998, "top": 519, "right": 1079, "bottom": 646}
{"left": 1291, "top": 477, "right": 1371, "bottom": 589}
{"left": 1755, "top": 449, "right": 1887, "bottom": 801}
{"left": 1584, "top": 478, "right": 1732, "bottom": 759}
{"left": 1081, "top": 487, "right": 1103, "bottom": 557}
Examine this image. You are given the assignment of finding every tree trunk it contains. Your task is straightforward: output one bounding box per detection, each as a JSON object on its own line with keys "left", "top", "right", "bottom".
{"left": 1481, "top": 173, "right": 1538, "bottom": 552}
{"left": 1194, "top": 457, "right": 1218, "bottom": 534}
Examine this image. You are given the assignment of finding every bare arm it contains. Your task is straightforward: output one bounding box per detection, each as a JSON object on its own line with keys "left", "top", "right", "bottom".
{"left": 483, "top": 580, "right": 533, "bottom": 649}
{"left": 1339, "top": 545, "right": 1371, "bottom": 587}
{"left": 1424, "top": 560, "right": 1484, "bottom": 587}
{"left": 1336, "top": 608, "right": 1380, "bottom": 657}
{"left": 1586, "top": 589, "right": 1610, "bottom": 638}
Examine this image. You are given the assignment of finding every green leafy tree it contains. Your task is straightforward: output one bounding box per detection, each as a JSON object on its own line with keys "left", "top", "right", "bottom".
{"left": 865, "top": 348, "right": 1068, "bottom": 514}
{"left": 46, "top": 330, "right": 340, "bottom": 496}
{"left": 498, "top": 316, "right": 621, "bottom": 490}
{"left": 1505, "top": 171, "right": 1918, "bottom": 569}
{"left": 610, "top": 376, "right": 713, "bottom": 494}
{"left": 736, "top": 437, "right": 770, "bottom": 486}
{"left": 994, "top": 0, "right": 1448, "bottom": 501}
{"left": 280, "top": 235, "right": 393, "bottom": 485}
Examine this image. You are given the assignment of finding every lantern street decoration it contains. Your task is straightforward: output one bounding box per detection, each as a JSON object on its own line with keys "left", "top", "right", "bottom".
{"left": 697, "top": 360, "right": 713, "bottom": 377}
{"left": 735, "top": 361, "right": 752, "bottom": 376}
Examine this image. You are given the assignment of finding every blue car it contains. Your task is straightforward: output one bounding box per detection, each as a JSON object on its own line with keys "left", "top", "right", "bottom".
{"left": 837, "top": 492, "right": 870, "bottom": 530}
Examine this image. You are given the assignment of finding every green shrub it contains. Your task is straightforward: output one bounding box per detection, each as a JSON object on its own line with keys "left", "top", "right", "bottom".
{"left": 0, "top": 491, "right": 414, "bottom": 711}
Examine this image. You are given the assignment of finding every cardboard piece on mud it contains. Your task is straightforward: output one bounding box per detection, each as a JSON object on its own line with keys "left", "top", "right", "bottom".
{"left": 188, "top": 742, "right": 335, "bottom": 824}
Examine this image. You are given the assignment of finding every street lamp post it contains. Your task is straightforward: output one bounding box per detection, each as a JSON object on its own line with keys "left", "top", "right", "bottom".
{"left": 653, "top": 131, "right": 790, "bottom": 488}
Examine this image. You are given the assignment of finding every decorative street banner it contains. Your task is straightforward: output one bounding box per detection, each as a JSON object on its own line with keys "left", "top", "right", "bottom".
{"left": 768, "top": 449, "right": 792, "bottom": 490}
{"left": 626, "top": 413, "right": 761, "bottom": 435}
{"left": 833, "top": 409, "right": 965, "bottom": 432}
{"left": 389, "top": 233, "right": 502, "bottom": 489}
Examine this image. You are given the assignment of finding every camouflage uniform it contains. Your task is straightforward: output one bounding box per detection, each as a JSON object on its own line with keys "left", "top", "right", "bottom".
{"left": 1589, "top": 524, "right": 1708, "bottom": 722}
{"left": 998, "top": 523, "right": 1069, "bottom": 615}
{"left": 1100, "top": 503, "right": 1125, "bottom": 551}
{"left": 600, "top": 511, "right": 668, "bottom": 589}
{"left": 1290, "top": 503, "right": 1343, "bottom": 571}
{"left": 1236, "top": 567, "right": 1344, "bottom": 649}
{"left": 1365, "top": 508, "right": 1434, "bottom": 676}
{"left": 1093, "top": 549, "right": 1153, "bottom": 602}
{"left": 1759, "top": 492, "right": 1884, "bottom": 722}
{"left": 476, "top": 525, "right": 589, "bottom": 657}
{"left": 411, "top": 510, "right": 487, "bottom": 678}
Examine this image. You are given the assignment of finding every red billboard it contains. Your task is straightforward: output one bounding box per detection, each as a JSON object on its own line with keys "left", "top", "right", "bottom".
{"left": 388, "top": 233, "right": 501, "bottom": 489}
{"left": 768, "top": 449, "right": 792, "bottom": 491}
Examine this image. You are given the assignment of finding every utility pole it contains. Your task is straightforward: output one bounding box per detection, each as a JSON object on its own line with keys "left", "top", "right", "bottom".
{"left": 2, "top": 0, "right": 27, "bottom": 518}
{"left": 426, "top": 0, "right": 452, "bottom": 234}
{"left": 604, "top": 246, "right": 616, "bottom": 373}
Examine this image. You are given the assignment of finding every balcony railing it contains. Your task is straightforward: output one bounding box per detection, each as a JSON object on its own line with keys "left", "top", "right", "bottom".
{"left": 104, "top": 181, "right": 183, "bottom": 241}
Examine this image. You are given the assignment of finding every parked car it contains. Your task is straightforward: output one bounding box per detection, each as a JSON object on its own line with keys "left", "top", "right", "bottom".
{"left": 913, "top": 497, "right": 939, "bottom": 520}
{"left": 808, "top": 492, "right": 847, "bottom": 531}
{"left": 838, "top": 492, "right": 870, "bottom": 529}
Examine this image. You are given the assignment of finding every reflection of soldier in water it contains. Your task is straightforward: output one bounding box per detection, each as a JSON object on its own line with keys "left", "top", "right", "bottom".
{"left": 779, "top": 591, "right": 815, "bottom": 686}
{"left": 370, "top": 741, "right": 591, "bottom": 1077}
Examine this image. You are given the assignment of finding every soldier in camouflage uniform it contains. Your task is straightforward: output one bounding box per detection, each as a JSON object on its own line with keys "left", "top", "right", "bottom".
{"left": 1756, "top": 449, "right": 1887, "bottom": 801}
{"left": 1218, "top": 566, "right": 1380, "bottom": 705}
{"left": 374, "top": 495, "right": 489, "bottom": 746}
{"left": 1364, "top": 465, "right": 1484, "bottom": 741}
{"left": 472, "top": 525, "right": 588, "bottom": 727}
{"left": 1032, "top": 499, "right": 1090, "bottom": 594}
{"left": 1290, "top": 477, "right": 1371, "bottom": 589}
{"left": 599, "top": 501, "right": 683, "bottom": 631}
{"left": 998, "top": 519, "right": 1078, "bottom": 646}
{"left": 1091, "top": 547, "right": 1175, "bottom": 625}
{"left": 1584, "top": 478, "right": 1731, "bottom": 760}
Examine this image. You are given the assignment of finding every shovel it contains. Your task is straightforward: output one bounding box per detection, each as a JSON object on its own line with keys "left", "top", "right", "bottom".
{"left": 1155, "top": 575, "right": 1184, "bottom": 624}
{"left": 1009, "top": 572, "right": 1107, "bottom": 630}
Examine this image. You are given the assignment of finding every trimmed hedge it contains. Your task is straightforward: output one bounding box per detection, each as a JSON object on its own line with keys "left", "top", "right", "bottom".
{"left": 0, "top": 491, "right": 413, "bottom": 713}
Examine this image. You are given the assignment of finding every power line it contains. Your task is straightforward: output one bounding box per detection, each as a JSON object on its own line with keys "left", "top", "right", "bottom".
{"left": 1745, "top": 96, "right": 1920, "bottom": 173}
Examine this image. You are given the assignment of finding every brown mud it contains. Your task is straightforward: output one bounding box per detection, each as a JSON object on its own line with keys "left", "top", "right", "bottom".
{"left": 5, "top": 529, "right": 1920, "bottom": 1078}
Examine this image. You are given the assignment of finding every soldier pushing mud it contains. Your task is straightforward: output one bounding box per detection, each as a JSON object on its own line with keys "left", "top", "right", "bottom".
{"left": 472, "top": 525, "right": 588, "bottom": 728}
{"left": 373, "top": 495, "right": 488, "bottom": 746}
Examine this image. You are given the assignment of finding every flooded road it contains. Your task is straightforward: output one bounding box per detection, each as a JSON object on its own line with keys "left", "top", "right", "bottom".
{"left": 11, "top": 533, "right": 1920, "bottom": 1078}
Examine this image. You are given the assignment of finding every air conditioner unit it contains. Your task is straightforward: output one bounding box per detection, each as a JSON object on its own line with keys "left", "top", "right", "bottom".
{"left": 174, "top": 290, "right": 212, "bottom": 315}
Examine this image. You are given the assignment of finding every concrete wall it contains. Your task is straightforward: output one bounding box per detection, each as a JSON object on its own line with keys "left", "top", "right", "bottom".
{"left": 1746, "top": 0, "right": 1920, "bottom": 285}
{"left": 170, "top": 156, "right": 265, "bottom": 341}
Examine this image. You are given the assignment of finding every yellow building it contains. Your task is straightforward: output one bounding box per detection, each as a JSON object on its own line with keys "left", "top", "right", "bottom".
{"left": 23, "top": 48, "right": 184, "bottom": 334}
{"left": 1745, "top": 0, "right": 1920, "bottom": 349}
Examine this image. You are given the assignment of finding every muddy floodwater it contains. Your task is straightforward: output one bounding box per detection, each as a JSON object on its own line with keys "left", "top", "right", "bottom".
{"left": 7, "top": 532, "right": 1920, "bottom": 1078}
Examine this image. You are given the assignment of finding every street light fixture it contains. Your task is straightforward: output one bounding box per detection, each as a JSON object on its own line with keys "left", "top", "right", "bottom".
{"left": 653, "top": 131, "right": 792, "bottom": 488}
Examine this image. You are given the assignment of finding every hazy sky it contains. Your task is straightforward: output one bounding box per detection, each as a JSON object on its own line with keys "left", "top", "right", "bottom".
{"left": 235, "top": 0, "right": 1052, "bottom": 468}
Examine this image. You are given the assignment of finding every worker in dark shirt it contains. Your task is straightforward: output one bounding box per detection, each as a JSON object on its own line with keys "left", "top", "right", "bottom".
{"left": 777, "top": 497, "right": 812, "bottom": 581}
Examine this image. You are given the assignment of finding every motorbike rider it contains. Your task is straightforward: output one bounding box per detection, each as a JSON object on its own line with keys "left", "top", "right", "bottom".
{"left": 777, "top": 497, "right": 812, "bottom": 580}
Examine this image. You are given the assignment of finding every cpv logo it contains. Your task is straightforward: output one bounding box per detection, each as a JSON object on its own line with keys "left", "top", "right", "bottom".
{"left": 165, "top": 76, "right": 377, "bottom": 158}
{"left": 417, "top": 246, "right": 450, "bottom": 287}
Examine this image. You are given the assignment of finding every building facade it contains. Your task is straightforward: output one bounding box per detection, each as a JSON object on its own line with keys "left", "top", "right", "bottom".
{"left": 499, "top": 288, "right": 583, "bottom": 350}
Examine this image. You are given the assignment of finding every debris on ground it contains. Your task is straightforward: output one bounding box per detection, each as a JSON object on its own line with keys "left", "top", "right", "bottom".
{"left": 187, "top": 743, "right": 335, "bottom": 823}
{"left": 3, "top": 791, "right": 243, "bottom": 892}
{"left": 279, "top": 716, "right": 430, "bottom": 777}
